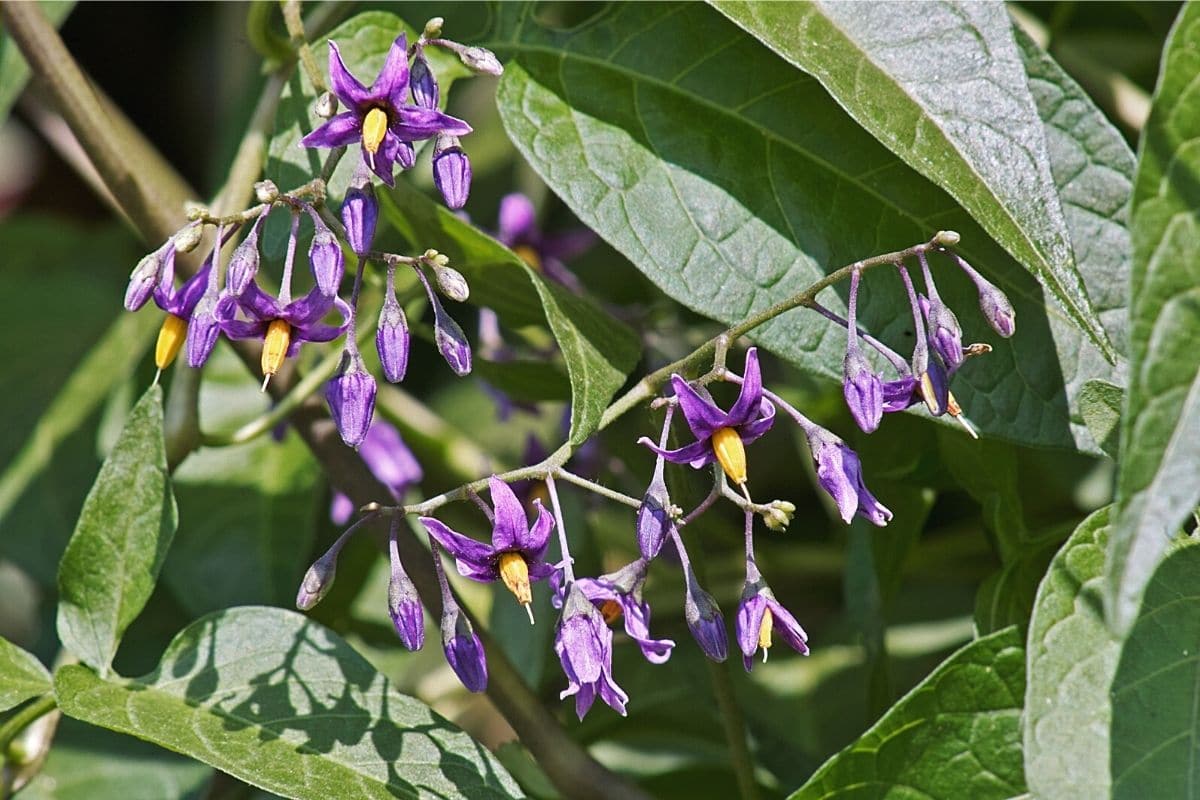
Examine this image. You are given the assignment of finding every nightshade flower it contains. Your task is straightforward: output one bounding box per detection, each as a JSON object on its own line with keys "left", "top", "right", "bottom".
{"left": 219, "top": 282, "right": 351, "bottom": 388}
{"left": 638, "top": 347, "right": 775, "bottom": 486}
{"left": 420, "top": 475, "right": 555, "bottom": 622}
{"left": 301, "top": 34, "right": 472, "bottom": 187}
{"left": 551, "top": 559, "right": 675, "bottom": 664}
{"left": 736, "top": 559, "right": 809, "bottom": 670}
{"left": 555, "top": 583, "right": 629, "bottom": 719}
{"left": 806, "top": 426, "right": 892, "bottom": 526}
{"left": 330, "top": 420, "right": 423, "bottom": 525}
{"left": 496, "top": 192, "right": 595, "bottom": 293}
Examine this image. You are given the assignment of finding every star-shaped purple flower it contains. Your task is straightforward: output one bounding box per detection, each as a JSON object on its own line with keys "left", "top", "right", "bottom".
{"left": 638, "top": 347, "right": 775, "bottom": 485}
{"left": 419, "top": 475, "right": 555, "bottom": 620}
{"left": 551, "top": 559, "right": 674, "bottom": 664}
{"left": 555, "top": 583, "right": 629, "bottom": 719}
{"left": 301, "top": 34, "right": 472, "bottom": 187}
{"left": 736, "top": 559, "right": 808, "bottom": 670}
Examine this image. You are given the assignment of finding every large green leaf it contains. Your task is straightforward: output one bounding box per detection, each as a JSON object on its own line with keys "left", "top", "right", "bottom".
{"left": 56, "top": 385, "right": 176, "bottom": 677}
{"left": 54, "top": 606, "right": 520, "bottom": 800}
{"left": 788, "top": 626, "right": 1026, "bottom": 799}
{"left": 1023, "top": 506, "right": 1118, "bottom": 799}
{"left": 0, "top": 634, "right": 51, "bottom": 712}
{"left": 1111, "top": 541, "right": 1200, "bottom": 798}
{"left": 17, "top": 719, "right": 211, "bottom": 800}
{"left": 492, "top": 2, "right": 1131, "bottom": 453}
{"left": 1107, "top": 4, "right": 1200, "bottom": 635}
{"left": 0, "top": 1, "right": 74, "bottom": 123}
{"left": 709, "top": 0, "right": 1113, "bottom": 361}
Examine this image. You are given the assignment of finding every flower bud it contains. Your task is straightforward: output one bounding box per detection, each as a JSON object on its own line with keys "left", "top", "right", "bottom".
{"left": 254, "top": 180, "right": 279, "bottom": 204}
{"left": 377, "top": 272, "right": 410, "bottom": 383}
{"left": 423, "top": 17, "right": 444, "bottom": 38}
{"left": 308, "top": 224, "right": 345, "bottom": 296}
{"left": 842, "top": 347, "right": 883, "bottom": 433}
{"left": 953, "top": 254, "right": 1015, "bottom": 338}
{"left": 432, "top": 299, "right": 472, "bottom": 376}
{"left": 315, "top": 91, "right": 338, "bottom": 119}
{"left": 762, "top": 500, "right": 796, "bottom": 532}
{"left": 920, "top": 294, "right": 964, "bottom": 371}
{"left": 227, "top": 208, "right": 270, "bottom": 296}
{"left": 442, "top": 604, "right": 488, "bottom": 692}
{"left": 173, "top": 222, "right": 203, "bottom": 254}
{"left": 341, "top": 179, "right": 378, "bottom": 256}
{"left": 185, "top": 289, "right": 223, "bottom": 368}
{"left": 326, "top": 349, "right": 377, "bottom": 448}
{"left": 460, "top": 45, "right": 503, "bottom": 76}
{"left": 636, "top": 471, "right": 674, "bottom": 560}
{"left": 433, "top": 135, "right": 471, "bottom": 210}
{"left": 296, "top": 548, "right": 338, "bottom": 610}
{"left": 684, "top": 568, "right": 727, "bottom": 662}
{"left": 125, "top": 248, "right": 165, "bottom": 311}
{"left": 388, "top": 528, "right": 424, "bottom": 651}
{"left": 396, "top": 140, "right": 416, "bottom": 170}
{"left": 409, "top": 51, "right": 439, "bottom": 110}
{"left": 433, "top": 263, "right": 470, "bottom": 302}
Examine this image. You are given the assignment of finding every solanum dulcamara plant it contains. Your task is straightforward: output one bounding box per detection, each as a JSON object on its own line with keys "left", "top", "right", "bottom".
{"left": 14, "top": 2, "right": 1189, "bottom": 799}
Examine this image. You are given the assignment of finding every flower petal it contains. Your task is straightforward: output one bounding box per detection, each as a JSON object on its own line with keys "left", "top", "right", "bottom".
{"left": 488, "top": 475, "right": 529, "bottom": 552}
{"left": 736, "top": 594, "right": 768, "bottom": 661}
{"left": 671, "top": 375, "right": 726, "bottom": 440}
{"left": 326, "top": 41, "right": 370, "bottom": 109}
{"left": 300, "top": 112, "right": 362, "bottom": 149}
{"left": 766, "top": 597, "right": 810, "bottom": 655}
{"left": 522, "top": 501, "right": 554, "bottom": 560}
{"left": 637, "top": 436, "right": 715, "bottom": 470}
{"left": 371, "top": 34, "right": 411, "bottom": 108}
{"left": 392, "top": 106, "right": 472, "bottom": 141}
{"left": 220, "top": 318, "right": 269, "bottom": 341}
{"left": 727, "top": 347, "right": 764, "bottom": 425}
{"left": 238, "top": 281, "right": 282, "bottom": 321}
{"left": 419, "top": 517, "right": 495, "bottom": 577}
{"left": 737, "top": 400, "right": 776, "bottom": 444}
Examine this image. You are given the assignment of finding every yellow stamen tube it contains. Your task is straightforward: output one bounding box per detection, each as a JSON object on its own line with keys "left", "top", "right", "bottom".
{"left": 155, "top": 314, "right": 188, "bottom": 371}
{"left": 361, "top": 108, "right": 388, "bottom": 167}
{"left": 711, "top": 426, "right": 748, "bottom": 485}
{"left": 260, "top": 319, "right": 292, "bottom": 390}
{"left": 498, "top": 552, "right": 535, "bottom": 624}
{"left": 758, "top": 607, "right": 774, "bottom": 662}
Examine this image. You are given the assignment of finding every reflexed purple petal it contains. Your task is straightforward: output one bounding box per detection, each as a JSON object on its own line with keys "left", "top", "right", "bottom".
{"left": 670, "top": 375, "right": 727, "bottom": 440}
{"left": 636, "top": 436, "right": 715, "bottom": 469}
{"left": 409, "top": 51, "right": 439, "bottom": 109}
{"left": 736, "top": 400, "right": 775, "bottom": 444}
{"left": 341, "top": 181, "right": 378, "bottom": 256}
{"left": 727, "top": 347, "right": 764, "bottom": 425}
{"left": 843, "top": 348, "right": 883, "bottom": 433}
{"left": 498, "top": 193, "right": 537, "bottom": 245}
{"left": 308, "top": 228, "right": 345, "bottom": 296}
{"left": 527, "top": 559, "right": 556, "bottom": 580}
{"left": 238, "top": 281, "right": 283, "bottom": 321}
{"left": 325, "top": 351, "right": 377, "bottom": 448}
{"left": 367, "top": 129, "right": 401, "bottom": 187}
{"left": 174, "top": 262, "right": 214, "bottom": 318}
{"left": 392, "top": 106, "right": 472, "bottom": 140}
{"left": 736, "top": 593, "right": 768, "bottom": 662}
{"left": 326, "top": 41, "right": 370, "bottom": 109}
{"left": 766, "top": 597, "right": 810, "bottom": 655}
{"left": 881, "top": 376, "right": 919, "bottom": 412}
{"left": 810, "top": 433, "right": 858, "bottom": 524}
{"left": 523, "top": 501, "right": 554, "bottom": 560}
{"left": 376, "top": 290, "right": 410, "bottom": 382}
{"left": 597, "top": 665, "right": 629, "bottom": 716}
{"left": 853, "top": 469, "right": 893, "bottom": 527}
{"left": 419, "top": 517, "right": 495, "bottom": 577}
{"left": 433, "top": 136, "right": 471, "bottom": 210}
{"left": 920, "top": 354, "right": 950, "bottom": 416}
{"left": 300, "top": 112, "right": 362, "bottom": 148}
{"left": 284, "top": 288, "right": 338, "bottom": 327}
{"left": 372, "top": 34, "right": 411, "bottom": 108}
{"left": 488, "top": 475, "right": 528, "bottom": 552}
{"left": 220, "top": 318, "right": 269, "bottom": 341}
{"left": 620, "top": 597, "right": 674, "bottom": 664}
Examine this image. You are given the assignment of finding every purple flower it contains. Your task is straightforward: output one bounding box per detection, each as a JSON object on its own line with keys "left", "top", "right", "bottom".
{"left": 807, "top": 427, "right": 892, "bottom": 526}
{"left": 419, "top": 475, "right": 554, "bottom": 619}
{"left": 638, "top": 348, "right": 775, "bottom": 486}
{"left": 565, "top": 560, "right": 674, "bottom": 664}
{"left": 736, "top": 559, "right": 808, "bottom": 670}
{"left": 555, "top": 584, "right": 629, "bottom": 719}
{"left": 301, "top": 35, "right": 472, "bottom": 187}
{"left": 496, "top": 193, "right": 595, "bottom": 292}
{"left": 219, "top": 282, "right": 350, "bottom": 384}
{"left": 330, "top": 420, "right": 423, "bottom": 525}
{"left": 325, "top": 349, "right": 377, "bottom": 448}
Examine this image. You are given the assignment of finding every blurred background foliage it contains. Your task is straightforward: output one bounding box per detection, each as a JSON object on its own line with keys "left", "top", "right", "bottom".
{"left": 0, "top": 2, "right": 1180, "bottom": 798}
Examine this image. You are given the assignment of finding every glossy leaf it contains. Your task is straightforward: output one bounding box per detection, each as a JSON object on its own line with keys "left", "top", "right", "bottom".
{"left": 788, "top": 626, "right": 1026, "bottom": 799}
{"left": 0, "top": 634, "right": 51, "bottom": 712}
{"left": 1111, "top": 541, "right": 1200, "bottom": 798}
{"left": 1107, "top": 4, "right": 1200, "bottom": 635}
{"left": 54, "top": 606, "right": 520, "bottom": 800}
{"left": 56, "top": 384, "right": 176, "bottom": 676}
{"left": 710, "top": 0, "right": 1113, "bottom": 360}
{"left": 1023, "top": 506, "right": 1118, "bottom": 799}
{"left": 1079, "top": 379, "right": 1123, "bottom": 459}
{"left": 493, "top": 2, "right": 1131, "bottom": 453}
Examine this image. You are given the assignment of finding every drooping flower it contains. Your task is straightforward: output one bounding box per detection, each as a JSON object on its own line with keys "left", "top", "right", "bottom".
{"left": 555, "top": 583, "right": 629, "bottom": 719}
{"left": 638, "top": 347, "right": 775, "bottom": 486}
{"left": 555, "top": 560, "right": 675, "bottom": 664}
{"left": 420, "top": 475, "right": 555, "bottom": 621}
{"left": 330, "top": 420, "right": 423, "bottom": 525}
{"left": 219, "top": 282, "right": 350, "bottom": 387}
{"left": 736, "top": 558, "right": 808, "bottom": 670}
{"left": 300, "top": 34, "right": 472, "bottom": 187}
{"left": 806, "top": 426, "right": 892, "bottom": 526}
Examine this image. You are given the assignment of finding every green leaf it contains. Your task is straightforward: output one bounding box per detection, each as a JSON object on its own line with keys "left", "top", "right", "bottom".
{"left": 54, "top": 606, "right": 520, "bottom": 800}
{"left": 380, "top": 181, "right": 641, "bottom": 445}
{"left": 1023, "top": 506, "right": 1118, "bottom": 799}
{"left": 474, "top": 359, "right": 572, "bottom": 405}
{"left": 0, "top": 634, "right": 51, "bottom": 712}
{"left": 709, "top": 0, "right": 1113, "bottom": 360}
{"left": 1111, "top": 541, "right": 1200, "bottom": 798}
{"left": 492, "top": 2, "right": 1131, "bottom": 453}
{"left": 0, "top": 1, "right": 74, "bottom": 123}
{"left": 1107, "top": 4, "right": 1200, "bottom": 635}
{"left": 17, "top": 718, "right": 211, "bottom": 800}
{"left": 1079, "top": 379, "right": 1123, "bottom": 459}
{"left": 788, "top": 626, "right": 1026, "bottom": 800}
{"left": 974, "top": 541, "right": 1057, "bottom": 637}
{"left": 56, "top": 384, "right": 176, "bottom": 677}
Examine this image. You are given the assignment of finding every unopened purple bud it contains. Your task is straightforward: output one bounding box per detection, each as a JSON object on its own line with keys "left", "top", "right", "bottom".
{"left": 396, "top": 140, "right": 416, "bottom": 171}
{"left": 186, "top": 290, "right": 223, "bottom": 368}
{"left": 308, "top": 226, "right": 345, "bottom": 296}
{"left": 432, "top": 299, "right": 472, "bottom": 376}
{"left": 684, "top": 567, "right": 727, "bottom": 661}
{"left": 842, "top": 347, "right": 883, "bottom": 433}
{"left": 227, "top": 210, "right": 269, "bottom": 296}
{"left": 377, "top": 276, "right": 410, "bottom": 383}
{"left": 920, "top": 294, "right": 964, "bottom": 371}
{"left": 636, "top": 472, "right": 674, "bottom": 559}
{"left": 433, "top": 135, "right": 471, "bottom": 210}
{"left": 388, "top": 532, "right": 424, "bottom": 651}
{"left": 953, "top": 254, "right": 1015, "bottom": 338}
{"left": 410, "top": 52, "right": 439, "bottom": 109}
{"left": 326, "top": 350, "right": 377, "bottom": 448}
{"left": 125, "top": 249, "right": 164, "bottom": 311}
{"left": 442, "top": 606, "right": 488, "bottom": 692}
{"left": 341, "top": 181, "right": 378, "bottom": 256}
{"left": 296, "top": 548, "right": 338, "bottom": 610}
